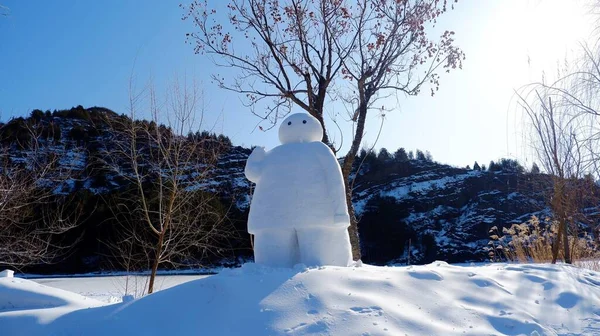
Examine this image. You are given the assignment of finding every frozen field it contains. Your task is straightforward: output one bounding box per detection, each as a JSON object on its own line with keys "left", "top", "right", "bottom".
{"left": 31, "top": 274, "right": 211, "bottom": 303}
{"left": 1, "top": 262, "right": 600, "bottom": 335}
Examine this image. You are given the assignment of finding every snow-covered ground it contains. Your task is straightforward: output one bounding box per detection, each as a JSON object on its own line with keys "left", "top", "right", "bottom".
{"left": 32, "top": 274, "right": 211, "bottom": 303}
{"left": 1, "top": 262, "right": 599, "bottom": 335}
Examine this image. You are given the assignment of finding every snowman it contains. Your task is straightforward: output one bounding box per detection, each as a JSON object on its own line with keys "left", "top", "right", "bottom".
{"left": 245, "top": 113, "right": 353, "bottom": 267}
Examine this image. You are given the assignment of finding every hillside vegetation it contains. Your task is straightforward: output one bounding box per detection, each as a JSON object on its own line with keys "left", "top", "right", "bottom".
{"left": 1, "top": 106, "right": 599, "bottom": 273}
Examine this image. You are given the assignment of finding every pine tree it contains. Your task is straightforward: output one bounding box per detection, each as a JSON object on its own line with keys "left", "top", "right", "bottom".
{"left": 364, "top": 149, "right": 377, "bottom": 165}
{"left": 473, "top": 161, "right": 481, "bottom": 171}
{"left": 377, "top": 148, "right": 392, "bottom": 162}
{"left": 531, "top": 162, "right": 540, "bottom": 174}
{"left": 358, "top": 148, "right": 368, "bottom": 161}
{"left": 498, "top": 158, "right": 524, "bottom": 173}
{"left": 30, "top": 109, "right": 44, "bottom": 121}
{"left": 425, "top": 150, "right": 433, "bottom": 162}
{"left": 394, "top": 147, "right": 409, "bottom": 162}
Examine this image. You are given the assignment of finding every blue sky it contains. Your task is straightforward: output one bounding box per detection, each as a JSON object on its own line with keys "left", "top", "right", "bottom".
{"left": 0, "top": 1, "right": 594, "bottom": 167}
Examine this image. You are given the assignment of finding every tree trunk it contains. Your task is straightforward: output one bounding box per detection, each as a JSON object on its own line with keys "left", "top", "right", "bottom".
{"left": 551, "top": 220, "right": 562, "bottom": 264}
{"left": 342, "top": 166, "right": 361, "bottom": 260}
{"left": 550, "top": 179, "right": 562, "bottom": 264}
{"left": 549, "top": 177, "right": 573, "bottom": 264}
{"left": 562, "top": 220, "right": 571, "bottom": 264}
{"left": 340, "top": 100, "right": 370, "bottom": 261}
{"left": 147, "top": 231, "right": 164, "bottom": 294}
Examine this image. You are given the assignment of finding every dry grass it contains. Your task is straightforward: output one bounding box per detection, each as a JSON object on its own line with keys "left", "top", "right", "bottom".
{"left": 487, "top": 216, "right": 600, "bottom": 267}
{"left": 574, "top": 259, "right": 600, "bottom": 272}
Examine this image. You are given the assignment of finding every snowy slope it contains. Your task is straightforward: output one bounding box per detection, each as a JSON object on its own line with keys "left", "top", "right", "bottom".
{"left": 32, "top": 274, "right": 211, "bottom": 303}
{"left": 353, "top": 162, "right": 563, "bottom": 264}
{"left": 1, "top": 262, "right": 600, "bottom": 335}
{"left": 0, "top": 277, "right": 104, "bottom": 311}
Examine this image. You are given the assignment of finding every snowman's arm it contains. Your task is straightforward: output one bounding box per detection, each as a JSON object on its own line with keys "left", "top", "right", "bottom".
{"left": 313, "top": 142, "right": 349, "bottom": 217}
{"left": 245, "top": 159, "right": 262, "bottom": 183}
{"left": 245, "top": 147, "right": 266, "bottom": 183}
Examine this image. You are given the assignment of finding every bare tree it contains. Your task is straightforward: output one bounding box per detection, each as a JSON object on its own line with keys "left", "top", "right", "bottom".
{"left": 182, "top": 0, "right": 464, "bottom": 259}
{"left": 516, "top": 15, "right": 600, "bottom": 263}
{"left": 517, "top": 93, "right": 580, "bottom": 264}
{"left": 0, "top": 124, "right": 84, "bottom": 268}
{"left": 104, "top": 80, "right": 234, "bottom": 294}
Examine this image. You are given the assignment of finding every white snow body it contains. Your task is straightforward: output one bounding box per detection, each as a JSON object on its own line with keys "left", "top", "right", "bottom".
{"left": 245, "top": 113, "right": 352, "bottom": 267}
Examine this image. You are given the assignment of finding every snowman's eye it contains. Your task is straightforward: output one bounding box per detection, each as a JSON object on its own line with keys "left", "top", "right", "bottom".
{"left": 287, "top": 121, "right": 292, "bottom": 126}
{"left": 303, "top": 120, "right": 307, "bottom": 124}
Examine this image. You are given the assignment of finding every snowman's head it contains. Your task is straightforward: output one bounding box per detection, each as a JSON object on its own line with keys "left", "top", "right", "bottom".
{"left": 278, "top": 113, "right": 323, "bottom": 144}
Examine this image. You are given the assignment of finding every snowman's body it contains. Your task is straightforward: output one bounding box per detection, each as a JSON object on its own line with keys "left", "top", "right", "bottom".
{"left": 245, "top": 113, "right": 352, "bottom": 267}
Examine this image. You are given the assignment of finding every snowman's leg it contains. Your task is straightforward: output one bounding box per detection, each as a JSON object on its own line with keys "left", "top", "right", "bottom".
{"left": 253, "top": 229, "right": 299, "bottom": 268}
{"left": 296, "top": 227, "right": 352, "bottom": 267}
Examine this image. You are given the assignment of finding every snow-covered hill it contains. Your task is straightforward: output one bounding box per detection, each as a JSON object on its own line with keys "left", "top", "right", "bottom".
{"left": 2, "top": 107, "right": 598, "bottom": 270}
{"left": 352, "top": 160, "right": 560, "bottom": 264}
{"left": 1, "top": 262, "right": 599, "bottom": 335}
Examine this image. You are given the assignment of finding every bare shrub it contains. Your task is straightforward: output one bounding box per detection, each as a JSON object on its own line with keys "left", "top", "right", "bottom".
{"left": 488, "top": 216, "right": 599, "bottom": 264}
{"left": 0, "top": 124, "right": 84, "bottom": 269}
{"left": 102, "top": 79, "right": 235, "bottom": 294}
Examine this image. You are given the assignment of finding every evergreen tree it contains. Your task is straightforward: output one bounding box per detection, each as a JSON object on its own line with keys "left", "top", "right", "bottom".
{"left": 358, "top": 147, "right": 377, "bottom": 165}
{"left": 30, "top": 109, "right": 44, "bottom": 121}
{"left": 393, "top": 147, "right": 409, "bottom": 162}
{"left": 52, "top": 123, "right": 61, "bottom": 144}
{"left": 364, "top": 149, "right": 377, "bottom": 165}
{"left": 465, "top": 165, "right": 471, "bottom": 170}
{"left": 473, "top": 161, "right": 481, "bottom": 171}
{"left": 498, "top": 158, "right": 524, "bottom": 173}
{"left": 531, "top": 162, "right": 540, "bottom": 174}
{"left": 377, "top": 148, "right": 392, "bottom": 162}
{"left": 217, "top": 134, "right": 232, "bottom": 147}
{"left": 408, "top": 151, "right": 414, "bottom": 160}
{"left": 425, "top": 150, "right": 433, "bottom": 162}
{"left": 481, "top": 164, "right": 487, "bottom": 171}
{"left": 415, "top": 149, "right": 426, "bottom": 161}
{"left": 358, "top": 148, "right": 368, "bottom": 161}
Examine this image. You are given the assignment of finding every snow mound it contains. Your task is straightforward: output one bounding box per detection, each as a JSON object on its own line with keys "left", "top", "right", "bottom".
{"left": 1, "top": 262, "right": 600, "bottom": 335}
{"left": 0, "top": 277, "right": 104, "bottom": 311}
